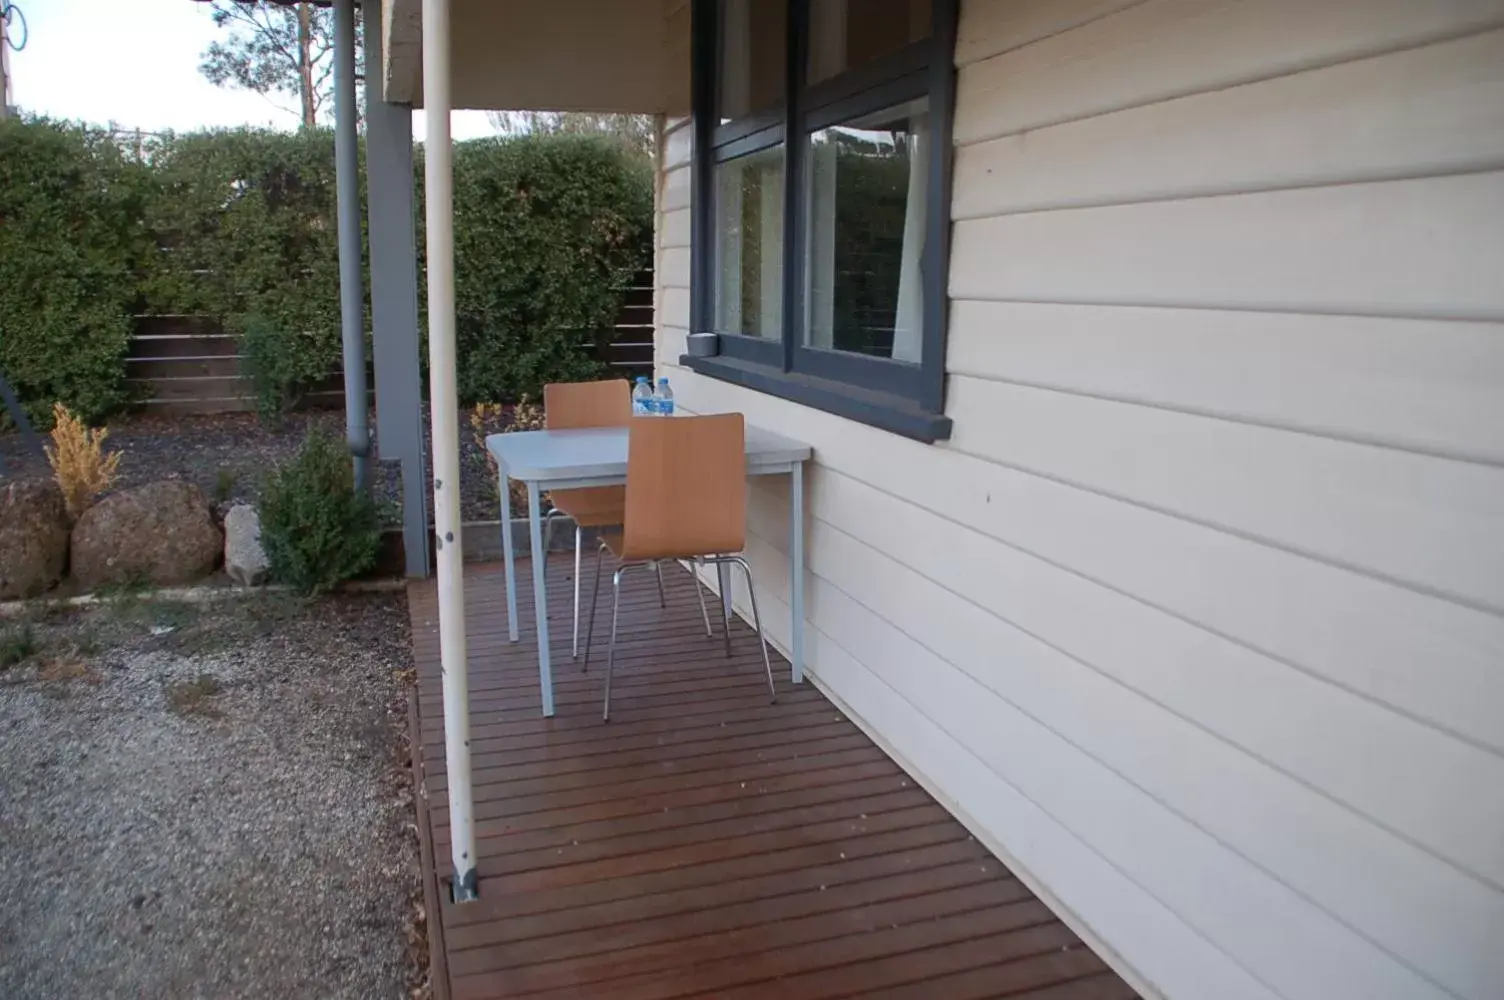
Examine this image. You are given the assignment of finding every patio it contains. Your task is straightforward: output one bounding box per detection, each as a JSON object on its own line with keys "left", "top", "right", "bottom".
{"left": 408, "top": 558, "right": 1139, "bottom": 1000}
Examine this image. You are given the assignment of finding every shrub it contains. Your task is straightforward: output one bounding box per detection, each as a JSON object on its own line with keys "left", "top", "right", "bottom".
{"left": 148, "top": 129, "right": 351, "bottom": 405}
{"left": 469, "top": 397, "right": 545, "bottom": 512}
{"left": 0, "top": 118, "right": 150, "bottom": 425}
{"left": 444, "top": 134, "right": 652, "bottom": 403}
{"left": 237, "top": 314, "right": 306, "bottom": 423}
{"left": 44, "top": 403, "right": 122, "bottom": 519}
{"left": 259, "top": 429, "right": 382, "bottom": 595}
{"left": 0, "top": 622, "right": 39, "bottom": 671}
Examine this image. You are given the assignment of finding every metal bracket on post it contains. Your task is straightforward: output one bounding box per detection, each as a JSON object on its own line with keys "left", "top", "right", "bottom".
{"left": 450, "top": 866, "right": 479, "bottom": 904}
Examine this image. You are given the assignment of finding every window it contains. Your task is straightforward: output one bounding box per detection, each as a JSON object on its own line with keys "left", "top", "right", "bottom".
{"left": 805, "top": 97, "right": 928, "bottom": 362}
{"left": 718, "top": 0, "right": 787, "bottom": 122}
{"left": 715, "top": 143, "right": 785, "bottom": 340}
{"left": 807, "top": 0, "right": 933, "bottom": 83}
{"left": 687, "top": 0, "right": 956, "bottom": 442}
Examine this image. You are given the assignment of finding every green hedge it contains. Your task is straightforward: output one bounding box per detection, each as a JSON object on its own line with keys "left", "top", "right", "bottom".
{"left": 445, "top": 134, "right": 652, "bottom": 403}
{"left": 0, "top": 120, "right": 653, "bottom": 422}
{"left": 0, "top": 118, "right": 151, "bottom": 425}
{"left": 148, "top": 127, "right": 352, "bottom": 414}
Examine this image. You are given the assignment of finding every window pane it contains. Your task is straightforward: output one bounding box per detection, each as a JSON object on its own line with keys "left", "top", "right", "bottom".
{"left": 718, "top": 0, "right": 787, "bottom": 122}
{"left": 805, "top": 97, "right": 928, "bottom": 362}
{"left": 808, "top": 0, "right": 932, "bottom": 84}
{"left": 716, "top": 146, "right": 785, "bottom": 339}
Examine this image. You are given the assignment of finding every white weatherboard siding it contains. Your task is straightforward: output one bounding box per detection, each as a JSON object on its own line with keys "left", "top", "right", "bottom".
{"left": 653, "top": 1, "right": 1504, "bottom": 997}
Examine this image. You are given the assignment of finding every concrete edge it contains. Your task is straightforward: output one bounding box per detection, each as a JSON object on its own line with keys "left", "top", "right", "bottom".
{"left": 457, "top": 517, "right": 610, "bottom": 564}
{"left": 0, "top": 577, "right": 409, "bottom": 619}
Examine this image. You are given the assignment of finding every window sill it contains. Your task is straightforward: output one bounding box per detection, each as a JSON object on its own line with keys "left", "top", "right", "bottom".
{"left": 679, "top": 354, "right": 953, "bottom": 443}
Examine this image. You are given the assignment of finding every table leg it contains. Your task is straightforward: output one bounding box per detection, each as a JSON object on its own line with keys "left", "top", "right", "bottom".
{"left": 717, "top": 563, "right": 733, "bottom": 622}
{"left": 790, "top": 461, "right": 805, "bottom": 684}
{"left": 499, "top": 456, "right": 519, "bottom": 642}
{"left": 528, "top": 481, "right": 555, "bottom": 717}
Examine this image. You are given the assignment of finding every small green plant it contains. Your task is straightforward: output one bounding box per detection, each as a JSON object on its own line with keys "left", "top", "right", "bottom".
{"left": 213, "top": 467, "right": 239, "bottom": 505}
{"left": 237, "top": 315, "right": 305, "bottom": 424}
{"left": 259, "top": 429, "right": 383, "bottom": 595}
{"left": 165, "top": 673, "right": 224, "bottom": 718}
{"left": 0, "top": 622, "right": 39, "bottom": 670}
{"left": 120, "top": 598, "right": 199, "bottom": 632}
{"left": 96, "top": 570, "right": 152, "bottom": 611}
{"left": 71, "top": 630, "right": 102, "bottom": 657}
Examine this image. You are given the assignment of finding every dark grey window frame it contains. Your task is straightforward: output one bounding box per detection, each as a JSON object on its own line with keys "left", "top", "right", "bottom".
{"left": 685, "top": 0, "right": 957, "bottom": 443}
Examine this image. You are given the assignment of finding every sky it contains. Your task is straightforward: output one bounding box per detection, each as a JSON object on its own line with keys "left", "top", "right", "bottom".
{"left": 6, "top": 0, "right": 498, "bottom": 139}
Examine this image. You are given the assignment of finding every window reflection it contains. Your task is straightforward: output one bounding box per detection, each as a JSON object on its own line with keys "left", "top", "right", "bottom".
{"left": 805, "top": 98, "right": 928, "bottom": 362}
{"left": 718, "top": 0, "right": 787, "bottom": 122}
{"left": 716, "top": 146, "right": 786, "bottom": 340}
{"left": 808, "top": 0, "right": 932, "bottom": 84}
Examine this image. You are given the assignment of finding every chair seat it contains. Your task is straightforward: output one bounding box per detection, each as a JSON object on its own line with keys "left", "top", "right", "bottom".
{"left": 600, "top": 530, "right": 733, "bottom": 563}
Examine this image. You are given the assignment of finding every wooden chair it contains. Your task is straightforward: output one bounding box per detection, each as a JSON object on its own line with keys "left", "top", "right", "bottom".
{"left": 582, "top": 413, "right": 776, "bottom": 721}
{"left": 540, "top": 379, "right": 665, "bottom": 659}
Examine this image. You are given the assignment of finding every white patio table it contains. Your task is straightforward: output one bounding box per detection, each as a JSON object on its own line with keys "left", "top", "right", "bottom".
{"left": 486, "top": 422, "right": 812, "bottom": 717}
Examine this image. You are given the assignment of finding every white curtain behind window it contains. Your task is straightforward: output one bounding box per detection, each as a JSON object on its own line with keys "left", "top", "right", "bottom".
{"left": 807, "top": 139, "right": 838, "bottom": 349}
{"left": 892, "top": 111, "right": 927, "bottom": 364}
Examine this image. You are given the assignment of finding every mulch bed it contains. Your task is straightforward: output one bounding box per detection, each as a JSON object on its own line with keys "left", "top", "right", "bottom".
{"left": 0, "top": 406, "right": 517, "bottom": 525}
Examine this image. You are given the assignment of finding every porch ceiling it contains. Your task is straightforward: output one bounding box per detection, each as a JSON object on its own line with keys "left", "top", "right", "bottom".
{"left": 382, "top": 0, "right": 690, "bottom": 114}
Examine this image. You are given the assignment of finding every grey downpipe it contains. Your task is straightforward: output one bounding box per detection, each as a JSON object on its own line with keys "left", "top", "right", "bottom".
{"left": 0, "top": 370, "right": 43, "bottom": 476}
{"left": 333, "top": 0, "right": 369, "bottom": 488}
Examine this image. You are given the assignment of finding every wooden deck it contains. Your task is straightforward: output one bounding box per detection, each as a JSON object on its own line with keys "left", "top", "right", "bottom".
{"left": 408, "top": 559, "right": 1139, "bottom": 1000}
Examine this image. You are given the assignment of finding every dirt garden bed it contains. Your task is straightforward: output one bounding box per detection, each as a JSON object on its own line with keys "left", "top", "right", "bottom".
{"left": 0, "top": 589, "right": 429, "bottom": 1000}
{"left": 0, "top": 405, "right": 522, "bottom": 525}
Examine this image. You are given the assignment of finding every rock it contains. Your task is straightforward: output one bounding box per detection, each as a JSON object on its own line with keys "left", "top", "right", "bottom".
{"left": 224, "top": 505, "right": 269, "bottom": 587}
{"left": 71, "top": 482, "right": 222, "bottom": 590}
{"left": 0, "top": 479, "right": 70, "bottom": 599}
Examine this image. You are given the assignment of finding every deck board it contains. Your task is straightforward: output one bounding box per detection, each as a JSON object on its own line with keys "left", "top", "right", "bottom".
{"left": 409, "top": 560, "right": 1139, "bottom": 999}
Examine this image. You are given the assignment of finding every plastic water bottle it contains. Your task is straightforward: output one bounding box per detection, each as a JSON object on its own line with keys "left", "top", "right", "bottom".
{"left": 632, "top": 376, "right": 653, "bottom": 416}
{"left": 654, "top": 377, "right": 675, "bottom": 416}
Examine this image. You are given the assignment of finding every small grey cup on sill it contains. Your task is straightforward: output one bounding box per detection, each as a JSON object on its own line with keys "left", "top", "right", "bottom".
{"left": 686, "top": 332, "right": 720, "bottom": 358}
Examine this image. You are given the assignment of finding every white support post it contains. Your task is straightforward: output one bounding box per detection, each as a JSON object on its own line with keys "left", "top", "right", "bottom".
{"left": 421, "top": 0, "right": 477, "bottom": 904}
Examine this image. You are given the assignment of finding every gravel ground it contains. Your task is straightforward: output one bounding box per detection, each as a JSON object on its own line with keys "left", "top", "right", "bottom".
{"left": 0, "top": 404, "right": 516, "bottom": 524}
{"left": 0, "top": 591, "right": 425, "bottom": 1000}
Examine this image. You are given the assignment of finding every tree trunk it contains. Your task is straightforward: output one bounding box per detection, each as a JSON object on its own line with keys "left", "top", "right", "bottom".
{"left": 297, "top": 3, "right": 316, "bottom": 129}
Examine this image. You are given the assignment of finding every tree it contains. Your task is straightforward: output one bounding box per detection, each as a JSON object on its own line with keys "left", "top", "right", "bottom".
{"left": 199, "top": 1, "right": 360, "bottom": 129}
{"left": 487, "top": 111, "right": 655, "bottom": 159}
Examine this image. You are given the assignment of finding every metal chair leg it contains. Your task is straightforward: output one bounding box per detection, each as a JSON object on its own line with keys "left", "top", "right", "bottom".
{"left": 542, "top": 508, "right": 565, "bottom": 553}
{"left": 730, "top": 556, "right": 777, "bottom": 704}
{"left": 720, "top": 562, "right": 733, "bottom": 659}
{"left": 582, "top": 539, "right": 607, "bottom": 672}
{"left": 604, "top": 565, "right": 627, "bottom": 722}
{"left": 692, "top": 560, "right": 713, "bottom": 639}
{"left": 571, "top": 524, "right": 583, "bottom": 659}
{"left": 653, "top": 561, "right": 667, "bottom": 608}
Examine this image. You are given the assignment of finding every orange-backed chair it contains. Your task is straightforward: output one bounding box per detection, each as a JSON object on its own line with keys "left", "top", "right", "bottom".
{"left": 582, "top": 413, "right": 776, "bottom": 721}
{"left": 541, "top": 379, "right": 664, "bottom": 659}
